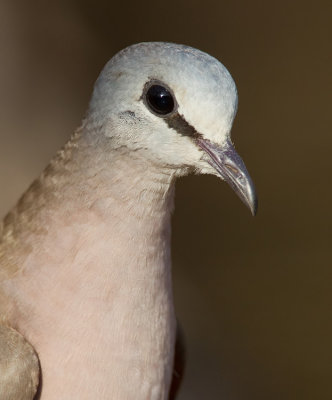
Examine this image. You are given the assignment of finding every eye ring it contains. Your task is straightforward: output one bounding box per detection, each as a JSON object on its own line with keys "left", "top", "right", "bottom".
{"left": 143, "top": 80, "right": 177, "bottom": 117}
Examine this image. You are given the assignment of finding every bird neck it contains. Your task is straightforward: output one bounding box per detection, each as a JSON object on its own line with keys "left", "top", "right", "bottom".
{"left": 1, "top": 128, "right": 177, "bottom": 266}
{"left": 1, "top": 129, "right": 177, "bottom": 399}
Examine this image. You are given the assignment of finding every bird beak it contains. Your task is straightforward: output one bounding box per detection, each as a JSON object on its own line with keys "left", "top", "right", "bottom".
{"left": 197, "top": 138, "right": 257, "bottom": 216}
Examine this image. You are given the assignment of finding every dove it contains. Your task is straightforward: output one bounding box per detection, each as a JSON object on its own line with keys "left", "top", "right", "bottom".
{"left": 0, "top": 42, "right": 256, "bottom": 400}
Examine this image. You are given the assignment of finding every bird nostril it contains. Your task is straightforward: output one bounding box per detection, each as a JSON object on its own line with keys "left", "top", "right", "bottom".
{"left": 225, "top": 163, "right": 242, "bottom": 179}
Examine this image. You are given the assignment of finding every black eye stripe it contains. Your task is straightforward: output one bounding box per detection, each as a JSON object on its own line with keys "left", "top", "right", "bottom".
{"left": 141, "top": 80, "right": 202, "bottom": 139}
{"left": 164, "top": 112, "right": 201, "bottom": 139}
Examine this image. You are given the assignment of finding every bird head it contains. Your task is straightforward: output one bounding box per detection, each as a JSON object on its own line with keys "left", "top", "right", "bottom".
{"left": 86, "top": 42, "right": 257, "bottom": 215}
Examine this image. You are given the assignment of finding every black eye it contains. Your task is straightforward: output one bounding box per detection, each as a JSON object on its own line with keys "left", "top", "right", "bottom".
{"left": 145, "top": 84, "right": 175, "bottom": 116}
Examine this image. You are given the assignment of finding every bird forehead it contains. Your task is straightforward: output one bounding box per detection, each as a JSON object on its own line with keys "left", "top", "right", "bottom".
{"left": 166, "top": 62, "right": 237, "bottom": 140}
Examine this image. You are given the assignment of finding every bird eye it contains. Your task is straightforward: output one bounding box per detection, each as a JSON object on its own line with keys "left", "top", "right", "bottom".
{"left": 145, "top": 84, "right": 175, "bottom": 116}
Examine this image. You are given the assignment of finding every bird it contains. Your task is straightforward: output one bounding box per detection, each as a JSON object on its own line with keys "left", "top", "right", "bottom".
{"left": 0, "top": 42, "right": 256, "bottom": 400}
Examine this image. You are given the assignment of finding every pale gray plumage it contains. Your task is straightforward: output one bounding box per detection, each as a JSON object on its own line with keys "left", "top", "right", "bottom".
{"left": 0, "top": 42, "right": 256, "bottom": 399}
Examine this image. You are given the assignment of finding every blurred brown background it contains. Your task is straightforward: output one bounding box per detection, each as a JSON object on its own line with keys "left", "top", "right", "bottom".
{"left": 0, "top": 0, "right": 331, "bottom": 398}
